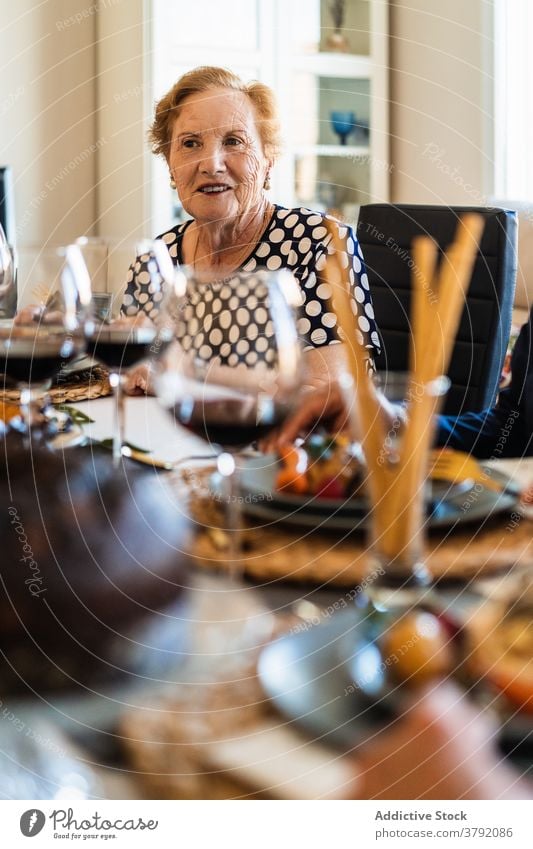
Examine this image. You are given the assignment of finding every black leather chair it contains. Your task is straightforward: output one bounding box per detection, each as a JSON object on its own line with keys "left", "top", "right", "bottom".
{"left": 356, "top": 204, "right": 518, "bottom": 415}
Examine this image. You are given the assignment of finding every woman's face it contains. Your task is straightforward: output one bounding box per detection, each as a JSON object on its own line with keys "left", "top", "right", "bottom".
{"left": 168, "top": 88, "right": 271, "bottom": 226}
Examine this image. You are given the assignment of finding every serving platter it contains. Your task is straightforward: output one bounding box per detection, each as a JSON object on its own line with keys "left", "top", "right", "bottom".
{"left": 239, "top": 454, "right": 519, "bottom": 532}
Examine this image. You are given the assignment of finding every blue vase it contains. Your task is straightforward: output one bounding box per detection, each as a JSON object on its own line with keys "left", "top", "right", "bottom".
{"left": 330, "top": 110, "right": 356, "bottom": 145}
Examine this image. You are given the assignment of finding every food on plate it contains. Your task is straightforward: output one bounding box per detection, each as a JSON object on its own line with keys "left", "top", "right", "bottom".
{"left": 380, "top": 610, "right": 454, "bottom": 685}
{"left": 275, "top": 434, "right": 366, "bottom": 499}
{"left": 468, "top": 602, "right": 533, "bottom": 714}
{"left": 0, "top": 400, "right": 20, "bottom": 425}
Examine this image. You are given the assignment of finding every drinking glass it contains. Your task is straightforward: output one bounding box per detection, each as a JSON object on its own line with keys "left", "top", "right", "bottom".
{"left": 0, "top": 244, "right": 91, "bottom": 432}
{"left": 154, "top": 267, "right": 303, "bottom": 572}
{"left": 81, "top": 238, "right": 175, "bottom": 467}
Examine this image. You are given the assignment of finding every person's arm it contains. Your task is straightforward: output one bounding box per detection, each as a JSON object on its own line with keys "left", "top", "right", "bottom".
{"left": 260, "top": 375, "right": 402, "bottom": 452}
{"left": 260, "top": 219, "right": 382, "bottom": 448}
{"left": 295, "top": 217, "right": 380, "bottom": 374}
{"left": 120, "top": 260, "right": 144, "bottom": 318}
{"left": 436, "top": 310, "right": 533, "bottom": 458}
{"left": 319, "top": 218, "right": 380, "bottom": 364}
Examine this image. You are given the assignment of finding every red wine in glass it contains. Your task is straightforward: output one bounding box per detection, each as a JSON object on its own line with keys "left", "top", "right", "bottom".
{"left": 172, "top": 394, "right": 291, "bottom": 449}
{"left": 0, "top": 243, "right": 91, "bottom": 434}
{"left": 81, "top": 237, "right": 175, "bottom": 467}
{"left": 0, "top": 335, "right": 83, "bottom": 384}
{"left": 154, "top": 268, "right": 302, "bottom": 577}
{"left": 86, "top": 327, "right": 167, "bottom": 370}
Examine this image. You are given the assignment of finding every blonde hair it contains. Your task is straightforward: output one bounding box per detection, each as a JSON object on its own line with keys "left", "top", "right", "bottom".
{"left": 148, "top": 66, "right": 281, "bottom": 162}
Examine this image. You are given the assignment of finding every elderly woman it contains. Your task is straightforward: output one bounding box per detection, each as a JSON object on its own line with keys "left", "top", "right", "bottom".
{"left": 121, "top": 66, "right": 379, "bottom": 390}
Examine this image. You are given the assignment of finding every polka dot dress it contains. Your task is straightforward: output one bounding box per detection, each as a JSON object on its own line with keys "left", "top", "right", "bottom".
{"left": 174, "top": 273, "right": 292, "bottom": 368}
{"left": 121, "top": 206, "right": 380, "bottom": 364}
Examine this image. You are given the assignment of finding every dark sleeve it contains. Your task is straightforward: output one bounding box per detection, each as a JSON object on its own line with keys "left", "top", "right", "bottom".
{"left": 436, "top": 309, "right": 533, "bottom": 458}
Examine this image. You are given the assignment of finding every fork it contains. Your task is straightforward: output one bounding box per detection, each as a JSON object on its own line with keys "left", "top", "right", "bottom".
{"left": 429, "top": 449, "right": 515, "bottom": 494}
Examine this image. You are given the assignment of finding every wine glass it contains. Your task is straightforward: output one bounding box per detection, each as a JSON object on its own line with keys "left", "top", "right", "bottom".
{"left": 81, "top": 238, "right": 174, "bottom": 467}
{"left": 0, "top": 243, "right": 91, "bottom": 433}
{"left": 0, "top": 223, "right": 17, "bottom": 319}
{"left": 154, "top": 267, "right": 303, "bottom": 573}
{"left": 330, "top": 110, "right": 356, "bottom": 145}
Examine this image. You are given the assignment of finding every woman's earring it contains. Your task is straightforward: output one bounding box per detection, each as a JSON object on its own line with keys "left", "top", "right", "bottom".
{"left": 263, "top": 172, "right": 271, "bottom": 191}
{"left": 170, "top": 177, "right": 176, "bottom": 190}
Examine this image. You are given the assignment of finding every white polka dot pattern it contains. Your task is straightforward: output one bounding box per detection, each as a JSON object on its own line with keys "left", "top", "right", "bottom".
{"left": 120, "top": 207, "right": 379, "bottom": 367}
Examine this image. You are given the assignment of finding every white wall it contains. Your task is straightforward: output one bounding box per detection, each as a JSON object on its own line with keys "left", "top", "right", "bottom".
{"left": 95, "top": 0, "right": 149, "bottom": 239}
{"left": 0, "top": 0, "right": 98, "bottom": 246}
{"left": 0, "top": 1, "right": 494, "bottom": 244}
{"left": 389, "top": 0, "right": 493, "bottom": 205}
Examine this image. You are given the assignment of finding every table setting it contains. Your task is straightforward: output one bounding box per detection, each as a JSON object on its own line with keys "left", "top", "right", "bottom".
{"left": 1, "top": 220, "right": 533, "bottom": 802}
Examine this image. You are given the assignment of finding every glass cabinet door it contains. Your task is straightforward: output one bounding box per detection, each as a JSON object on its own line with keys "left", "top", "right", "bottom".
{"left": 290, "top": 71, "right": 371, "bottom": 221}
{"left": 276, "top": 0, "right": 389, "bottom": 221}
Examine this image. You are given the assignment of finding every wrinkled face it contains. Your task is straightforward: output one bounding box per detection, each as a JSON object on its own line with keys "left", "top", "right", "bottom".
{"left": 168, "top": 88, "right": 271, "bottom": 226}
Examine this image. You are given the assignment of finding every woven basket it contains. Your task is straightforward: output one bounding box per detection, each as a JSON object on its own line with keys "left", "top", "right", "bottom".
{"left": 0, "top": 365, "right": 111, "bottom": 406}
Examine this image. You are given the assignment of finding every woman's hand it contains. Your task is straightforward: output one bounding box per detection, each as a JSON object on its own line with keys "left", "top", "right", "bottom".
{"left": 122, "top": 363, "right": 155, "bottom": 396}
{"left": 260, "top": 382, "right": 350, "bottom": 453}
{"left": 107, "top": 313, "right": 157, "bottom": 395}
{"left": 13, "top": 304, "right": 42, "bottom": 325}
{"left": 106, "top": 312, "right": 155, "bottom": 330}
{"left": 14, "top": 304, "right": 64, "bottom": 325}
{"left": 260, "top": 379, "right": 406, "bottom": 454}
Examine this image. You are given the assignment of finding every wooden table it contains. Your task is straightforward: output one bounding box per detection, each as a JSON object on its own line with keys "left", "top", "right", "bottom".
{"left": 75, "top": 395, "right": 533, "bottom": 588}
{"left": 68, "top": 395, "right": 533, "bottom": 798}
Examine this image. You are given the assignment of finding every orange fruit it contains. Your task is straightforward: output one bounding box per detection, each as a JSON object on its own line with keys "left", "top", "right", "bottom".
{"left": 0, "top": 400, "right": 20, "bottom": 424}
{"left": 381, "top": 611, "right": 453, "bottom": 685}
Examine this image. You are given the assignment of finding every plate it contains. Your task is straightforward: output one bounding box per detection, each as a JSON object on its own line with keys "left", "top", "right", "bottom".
{"left": 48, "top": 422, "right": 86, "bottom": 450}
{"left": 258, "top": 608, "right": 394, "bottom": 749}
{"left": 57, "top": 354, "right": 97, "bottom": 376}
{"left": 238, "top": 454, "right": 519, "bottom": 531}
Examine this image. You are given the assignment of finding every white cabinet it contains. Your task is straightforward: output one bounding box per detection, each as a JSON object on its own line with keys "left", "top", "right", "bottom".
{"left": 149, "top": 0, "right": 389, "bottom": 234}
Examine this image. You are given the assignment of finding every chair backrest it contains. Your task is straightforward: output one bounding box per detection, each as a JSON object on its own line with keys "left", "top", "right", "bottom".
{"left": 0, "top": 166, "right": 15, "bottom": 245}
{"left": 489, "top": 199, "right": 533, "bottom": 312}
{"left": 356, "top": 204, "right": 518, "bottom": 415}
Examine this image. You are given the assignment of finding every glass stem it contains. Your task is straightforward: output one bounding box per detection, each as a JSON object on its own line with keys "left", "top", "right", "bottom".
{"left": 109, "top": 371, "right": 125, "bottom": 468}
{"left": 217, "top": 452, "right": 242, "bottom": 581}
{"left": 19, "top": 382, "right": 48, "bottom": 436}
